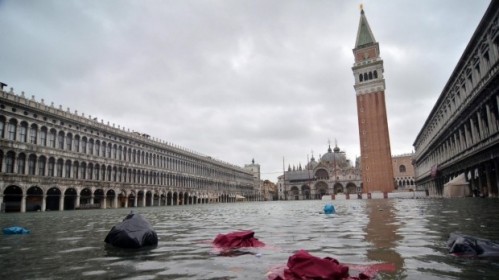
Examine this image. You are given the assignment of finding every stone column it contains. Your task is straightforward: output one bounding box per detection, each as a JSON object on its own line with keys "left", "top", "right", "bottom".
{"left": 0, "top": 195, "right": 3, "bottom": 212}
{"left": 486, "top": 103, "right": 496, "bottom": 134}
{"left": 142, "top": 193, "right": 146, "bottom": 207}
{"left": 59, "top": 194, "right": 64, "bottom": 211}
{"left": 39, "top": 194, "right": 46, "bottom": 211}
{"left": 21, "top": 195, "right": 26, "bottom": 213}
{"left": 477, "top": 167, "right": 484, "bottom": 196}
{"left": 477, "top": 111, "right": 485, "bottom": 139}
{"left": 113, "top": 195, "right": 118, "bottom": 209}
{"left": 124, "top": 196, "right": 129, "bottom": 208}
{"left": 90, "top": 195, "right": 94, "bottom": 205}
{"left": 485, "top": 162, "right": 492, "bottom": 197}
{"left": 494, "top": 159, "right": 499, "bottom": 197}
{"left": 134, "top": 195, "right": 138, "bottom": 208}
{"left": 101, "top": 195, "right": 107, "bottom": 209}
{"left": 75, "top": 195, "right": 80, "bottom": 208}
{"left": 470, "top": 118, "right": 478, "bottom": 144}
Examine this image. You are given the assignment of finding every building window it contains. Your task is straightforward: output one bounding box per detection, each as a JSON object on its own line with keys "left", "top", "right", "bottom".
{"left": 38, "top": 156, "right": 46, "bottom": 176}
{"left": 28, "top": 155, "right": 36, "bottom": 175}
{"left": 399, "top": 165, "right": 406, "bottom": 173}
{"left": 73, "top": 162, "right": 79, "bottom": 179}
{"left": 58, "top": 132, "right": 65, "bottom": 149}
{"left": 66, "top": 134, "right": 73, "bottom": 150}
{"left": 5, "top": 151, "right": 15, "bottom": 173}
{"left": 8, "top": 119, "right": 17, "bottom": 141}
{"left": 19, "top": 122, "right": 28, "bottom": 142}
{"left": 80, "top": 163, "right": 86, "bottom": 180}
{"left": 107, "top": 144, "right": 112, "bottom": 158}
{"left": 65, "top": 161, "right": 71, "bottom": 178}
{"left": 74, "top": 136, "right": 80, "bottom": 152}
{"left": 88, "top": 140, "right": 94, "bottom": 155}
{"left": 48, "top": 158, "right": 55, "bottom": 176}
{"left": 17, "top": 152, "right": 25, "bottom": 174}
{"left": 56, "top": 159, "right": 63, "bottom": 177}
{"left": 40, "top": 127, "right": 47, "bottom": 146}
{"left": 30, "top": 124, "right": 38, "bottom": 144}
{"left": 0, "top": 117, "right": 5, "bottom": 138}
{"left": 49, "top": 129, "right": 56, "bottom": 148}
{"left": 95, "top": 141, "right": 100, "bottom": 156}
{"left": 82, "top": 137, "right": 87, "bottom": 154}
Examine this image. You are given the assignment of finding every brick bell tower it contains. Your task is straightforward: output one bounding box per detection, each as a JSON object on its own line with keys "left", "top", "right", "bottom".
{"left": 352, "top": 7, "right": 394, "bottom": 193}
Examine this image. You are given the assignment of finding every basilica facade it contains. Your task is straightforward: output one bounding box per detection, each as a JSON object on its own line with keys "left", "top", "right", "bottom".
{"left": 0, "top": 84, "right": 260, "bottom": 213}
{"left": 277, "top": 144, "right": 362, "bottom": 200}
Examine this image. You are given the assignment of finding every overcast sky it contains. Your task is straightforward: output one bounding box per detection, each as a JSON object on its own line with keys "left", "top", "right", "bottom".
{"left": 0, "top": 0, "right": 491, "bottom": 182}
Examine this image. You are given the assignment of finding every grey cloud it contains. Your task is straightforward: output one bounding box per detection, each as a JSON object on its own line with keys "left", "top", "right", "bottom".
{"left": 0, "top": 0, "right": 491, "bottom": 181}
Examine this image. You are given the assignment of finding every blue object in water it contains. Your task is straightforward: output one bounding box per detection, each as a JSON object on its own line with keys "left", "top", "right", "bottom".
{"left": 3, "top": 226, "right": 30, "bottom": 235}
{"left": 324, "top": 203, "right": 335, "bottom": 214}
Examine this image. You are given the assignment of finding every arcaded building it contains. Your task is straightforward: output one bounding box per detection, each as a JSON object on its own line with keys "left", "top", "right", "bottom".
{"left": 413, "top": 1, "right": 499, "bottom": 196}
{"left": 352, "top": 8, "right": 395, "bottom": 193}
{"left": 0, "top": 84, "right": 259, "bottom": 212}
{"left": 392, "top": 153, "right": 416, "bottom": 191}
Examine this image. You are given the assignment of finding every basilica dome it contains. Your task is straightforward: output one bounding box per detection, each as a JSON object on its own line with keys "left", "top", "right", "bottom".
{"left": 320, "top": 145, "right": 349, "bottom": 167}
{"left": 306, "top": 156, "right": 319, "bottom": 170}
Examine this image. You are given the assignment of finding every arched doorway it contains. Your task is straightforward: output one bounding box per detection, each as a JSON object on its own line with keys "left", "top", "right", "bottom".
{"left": 26, "top": 186, "right": 43, "bottom": 211}
{"left": 64, "top": 188, "right": 77, "bottom": 210}
{"left": 167, "top": 191, "right": 173, "bottom": 206}
{"left": 94, "top": 189, "right": 104, "bottom": 207}
{"left": 315, "top": 181, "right": 329, "bottom": 199}
{"left": 172, "top": 192, "right": 178, "bottom": 205}
{"left": 160, "top": 193, "right": 166, "bottom": 206}
{"left": 346, "top": 183, "right": 357, "bottom": 194}
{"left": 145, "top": 191, "right": 152, "bottom": 207}
{"left": 137, "top": 191, "right": 145, "bottom": 207}
{"left": 3, "top": 185, "right": 23, "bottom": 212}
{"left": 152, "top": 192, "right": 161, "bottom": 206}
{"left": 80, "top": 188, "right": 92, "bottom": 205}
{"left": 301, "top": 185, "right": 311, "bottom": 200}
{"left": 184, "top": 192, "right": 189, "bottom": 205}
{"left": 290, "top": 186, "right": 299, "bottom": 200}
{"left": 128, "top": 191, "right": 136, "bottom": 207}
{"left": 118, "top": 190, "right": 127, "bottom": 208}
{"left": 334, "top": 183, "right": 344, "bottom": 194}
{"left": 46, "top": 187, "right": 61, "bottom": 211}
{"left": 106, "top": 189, "right": 116, "bottom": 209}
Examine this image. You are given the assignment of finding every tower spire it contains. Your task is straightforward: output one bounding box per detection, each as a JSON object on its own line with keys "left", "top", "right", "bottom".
{"left": 355, "top": 6, "right": 376, "bottom": 48}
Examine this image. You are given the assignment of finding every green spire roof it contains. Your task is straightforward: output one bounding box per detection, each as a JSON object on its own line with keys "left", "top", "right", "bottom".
{"left": 355, "top": 9, "right": 376, "bottom": 48}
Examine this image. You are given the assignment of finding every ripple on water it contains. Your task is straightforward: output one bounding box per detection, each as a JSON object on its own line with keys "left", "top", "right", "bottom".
{"left": 81, "top": 270, "right": 108, "bottom": 276}
{"left": 59, "top": 246, "right": 99, "bottom": 253}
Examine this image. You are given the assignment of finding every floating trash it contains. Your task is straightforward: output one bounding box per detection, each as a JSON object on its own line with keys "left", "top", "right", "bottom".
{"left": 3, "top": 226, "right": 30, "bottom": 235}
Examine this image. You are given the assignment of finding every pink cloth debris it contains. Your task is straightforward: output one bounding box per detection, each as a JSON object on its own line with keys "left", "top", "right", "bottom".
{"left": 268, "top": 250, "right": 374, "bottom": 280}
{"left": 213, "top": 230, "right": 265, "bottom": 249}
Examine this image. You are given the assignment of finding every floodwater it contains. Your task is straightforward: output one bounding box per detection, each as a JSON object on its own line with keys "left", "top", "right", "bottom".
{"left": 1, "top": 199, "right": 499, "bottom": 279}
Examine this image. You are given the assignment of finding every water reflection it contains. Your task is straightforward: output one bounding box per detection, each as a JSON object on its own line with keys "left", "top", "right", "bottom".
{"left": 364, "top": 199, "right": 404, "bottom": 270}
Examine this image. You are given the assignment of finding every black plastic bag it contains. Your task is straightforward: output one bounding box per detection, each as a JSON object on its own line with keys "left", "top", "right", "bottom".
{"left": 105, "top": 212, "right": 158, "bottom": 248}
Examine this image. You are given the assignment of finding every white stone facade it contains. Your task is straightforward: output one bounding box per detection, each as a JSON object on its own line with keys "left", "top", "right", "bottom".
{"left": 0, "top": 86, "right": 258, "bottom": 212}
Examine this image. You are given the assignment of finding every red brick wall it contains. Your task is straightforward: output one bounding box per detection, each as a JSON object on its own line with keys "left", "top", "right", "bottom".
{"left": 356, "top": 91, "right": 395, "bottom": 193}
